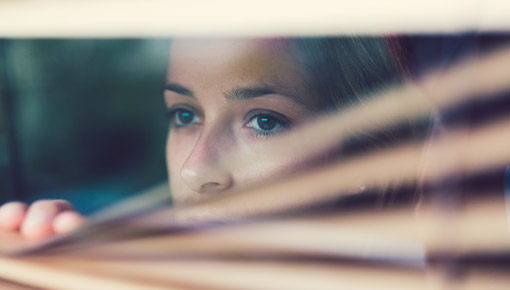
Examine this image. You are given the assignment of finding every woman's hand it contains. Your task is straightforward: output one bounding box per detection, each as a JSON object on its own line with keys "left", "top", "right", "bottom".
{"left": 0, "top": 200, "right": 85, "bottom": 239}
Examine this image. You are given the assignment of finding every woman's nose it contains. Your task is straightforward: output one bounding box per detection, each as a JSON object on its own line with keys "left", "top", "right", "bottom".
{"left": 180, "top": 129, "right": 234, "bottom": 194}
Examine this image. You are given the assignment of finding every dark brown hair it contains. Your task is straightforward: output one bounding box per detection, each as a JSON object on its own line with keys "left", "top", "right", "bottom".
{"left": 291, "top": 36, "right": 404, "bottom": 110}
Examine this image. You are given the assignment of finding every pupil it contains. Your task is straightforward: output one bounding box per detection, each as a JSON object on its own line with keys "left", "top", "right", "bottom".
{"left": 257, "top": 116, "right": 276, "bottom": 131}
{"left": 178, "top": 111, "right": 192, "bottom": 124}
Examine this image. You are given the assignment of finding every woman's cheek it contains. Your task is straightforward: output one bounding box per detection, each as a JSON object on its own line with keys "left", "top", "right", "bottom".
{"left": 234, "top": 143, "right": 319, "bottom": 189}
{"left": 167, "top": 126, "right": 321, "bottom": 204}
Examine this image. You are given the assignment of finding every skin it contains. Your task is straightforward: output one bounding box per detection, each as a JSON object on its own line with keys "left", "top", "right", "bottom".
{"left": 0, "top": 39, "right": 328, "bottom": 239}
{"left": 166, "top": 39, "right": 324, "bottom": 205}
{"left": 0, "top": 200, "right": 85, "bottom": 239}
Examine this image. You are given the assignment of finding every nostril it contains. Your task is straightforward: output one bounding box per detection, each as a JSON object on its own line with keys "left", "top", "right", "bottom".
{"left": 199, "top": 182, "right": 224, "bottom": 194}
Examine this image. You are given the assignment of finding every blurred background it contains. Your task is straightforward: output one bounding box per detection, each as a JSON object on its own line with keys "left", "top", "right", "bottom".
{"left": 0, "top": 39, "right": 170, "bottom": 214}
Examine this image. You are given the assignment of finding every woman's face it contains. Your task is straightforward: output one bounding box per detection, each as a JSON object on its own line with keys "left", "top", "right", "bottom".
{"left": 165, "top": 39, "right": 324, "bottom": 205}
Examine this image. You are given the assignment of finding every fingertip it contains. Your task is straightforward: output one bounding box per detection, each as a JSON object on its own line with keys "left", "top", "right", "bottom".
{"left": 20, "top": 200, "right": 58, "bottom": 240}
{"left": 0, "top": 202, "right": 28, "bottom": 231}
{"left": 20, "top": 217, "right": 55, "bottom": 240}
{"left": 53, "top": 211, "right": 86, "bottom": 234}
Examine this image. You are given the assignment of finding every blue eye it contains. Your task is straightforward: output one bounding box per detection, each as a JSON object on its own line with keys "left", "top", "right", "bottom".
{"left": 167, "top": 108, "right": 199, "bottom": 128}
{"left": 247, "top": 112, "right": 290, "bottom": 137}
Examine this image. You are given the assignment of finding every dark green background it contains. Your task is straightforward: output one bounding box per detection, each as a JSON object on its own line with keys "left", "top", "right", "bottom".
{"left": 0, "top": 39, "right": 170, "bottom": 214}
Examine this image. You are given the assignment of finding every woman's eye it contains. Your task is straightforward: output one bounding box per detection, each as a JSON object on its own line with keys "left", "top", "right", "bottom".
{"left": 167, "top": 108, "right": 199, "bottom": 128}
{"left": 247, "top": 113, "right": 290, "bottom": 137}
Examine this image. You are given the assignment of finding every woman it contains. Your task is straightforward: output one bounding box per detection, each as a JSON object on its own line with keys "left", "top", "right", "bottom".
{"left": 0, "top": 37, "right": 404, "bottom": 239}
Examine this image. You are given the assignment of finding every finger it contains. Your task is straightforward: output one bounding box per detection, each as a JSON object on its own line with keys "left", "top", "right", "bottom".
{"left": 20, "top": 200, "right": 74, "bottom": 240}
{"left": 53, "top": 211, "right": 86, "bottom": 234}
{"left": 0, "top": 202, "right": 28, "bottom": 231}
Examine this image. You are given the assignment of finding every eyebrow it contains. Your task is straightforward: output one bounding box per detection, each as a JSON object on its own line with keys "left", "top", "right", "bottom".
{"left": 165, "top": 83, "right": 305, "bottom": 105}
{"left": 225, "top": 85, "right": 305, "bottom": 105}
{"left": 165, "top": 83, "right": 195, "bottom": 99}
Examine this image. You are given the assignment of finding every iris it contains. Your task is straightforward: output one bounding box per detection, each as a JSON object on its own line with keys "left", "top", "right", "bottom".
{"left": 257, "top": 115, "right": 277, "bottom": 131}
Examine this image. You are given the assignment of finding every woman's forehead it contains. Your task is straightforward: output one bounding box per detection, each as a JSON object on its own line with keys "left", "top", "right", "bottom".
{"left": 167, "top": 39, "right": 306, "bottom": 90}
{"left": 168, "top": 39, "right": 294, "bottom": 70}
{"left": 166, "top": 39, "right": 320, "bottom": 109}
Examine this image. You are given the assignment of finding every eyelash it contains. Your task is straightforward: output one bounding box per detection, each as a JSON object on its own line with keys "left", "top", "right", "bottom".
{"left": 245, "top": 110, "right": 291, "bottom": 138}
{"left": 165, "top": 107, "right": 292, "bottom": 138}
{"left": 166, "top": 107, "right": 200, "bottom": 129}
